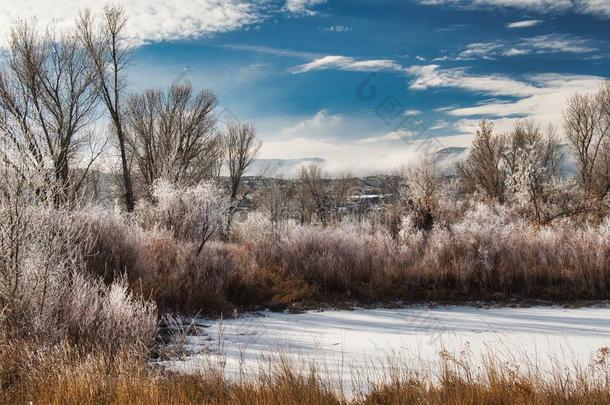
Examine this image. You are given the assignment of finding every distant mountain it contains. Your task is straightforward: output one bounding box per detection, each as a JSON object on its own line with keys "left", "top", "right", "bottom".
{"left": 432, "top": 146, "right": 469, "bottom": 166}
{"left": 248, "top": 157, "right": 325, "bottom": 176}
{"left": 434, "top": 146, "right": 469, "bottom": 157}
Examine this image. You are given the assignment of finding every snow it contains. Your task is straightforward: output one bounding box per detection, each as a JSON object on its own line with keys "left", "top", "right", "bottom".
{"left": 159, "top": 305, "right": 610, "bottom": 389}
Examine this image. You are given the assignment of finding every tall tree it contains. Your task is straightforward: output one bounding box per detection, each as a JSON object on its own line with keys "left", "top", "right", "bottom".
{"left": 564, "top": 82, "right": 610, "bottom": 200}
{"left": 223, "top": 122, "right": 261, "bottom": 235}
{"left": 458, "top": 120, "right": 506, "bottom": 202}
{"left": 298, "top": 164, "right": 328, "bottom": 226}
{"left": 224, "top": 122, "right": 261, "bottom": 201}
{"left": 0, "top": 22, "right": 99, "bottom": 204}
{"left": 77, "top": 6, "right": 135, "bottom": 211}
{"left": 126, "top": 83, "right": 223, "bottom": 197}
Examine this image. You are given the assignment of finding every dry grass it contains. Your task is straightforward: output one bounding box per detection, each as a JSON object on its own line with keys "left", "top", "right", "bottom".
{"left": 2, "top": 340, "right": 610, "bottom": 404}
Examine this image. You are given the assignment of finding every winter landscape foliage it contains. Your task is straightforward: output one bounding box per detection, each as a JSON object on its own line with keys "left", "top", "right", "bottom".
{"left": 0, "top": 5, "right": 609, "bottom": 404}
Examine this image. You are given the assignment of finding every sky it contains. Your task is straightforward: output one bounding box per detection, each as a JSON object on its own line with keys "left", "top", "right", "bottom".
{"left": 1, "top": 0, "right": 609, "bottom": 174}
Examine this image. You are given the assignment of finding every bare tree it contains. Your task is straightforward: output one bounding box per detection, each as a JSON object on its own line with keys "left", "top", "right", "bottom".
{"left": 77, "top": 6, "right": 135, "bottom": 211}
{"left": 403, "top": 157, "right": 442, "bottom": 231}
{"left": 224, "top": 122, "right": 261, "bottom": 201}
{"left": 258, "top": 178, "right": 295, "bottom": 235}
{"left": 0, "top": 22, "right": 100, "bottom": 205}
{"left": 330, "top": 171, "right": 354, "bottom": 222}
{"left": 458, "top": 120, "right": 506, "bottom": 202}
{"left": 223, "top": 122, "right": 262, "bottom": 236}
{"left": 296, "top": 165, "right": 352, "bottom": 226}
{"left": 564, "top": 82, "right": 610, "bottom": 201}
{"left": 298, "top": 164, "right": 328, "bottom": 226}
{"left": 126, "top": 83, "right": 223, "bottom": 197}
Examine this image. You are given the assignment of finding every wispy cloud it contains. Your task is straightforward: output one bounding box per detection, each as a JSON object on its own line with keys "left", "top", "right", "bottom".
{"left": 292, "top": 55, "right": 406, "bottom": 73}
{"left": 285, "top": 0, "right": 326, "bottom": 15}
{"left": 507, "top": 19, "right": 543, "bottom": 28}
{"left": 324, "top": 25, "right": 352, "bottom": 32}
{"left": 454, "top": 34, "right": 598, "bottom": 60}
{"left": 406, "top": 64, "right": 537, "bottom": 97}
{"left": 418, "top": 0, "right": 610, "bottom": 19}
{"left": 221, "top": 44, "right": 321, "bottom": 59}
{"left": 521, "top": 34, "right": 598, "bottom": 53}
{"left": 407, "top": 63, "right": 604, "bottom": 135}
{"left": 0, "top": 0, "right": 262, "bottom": 45}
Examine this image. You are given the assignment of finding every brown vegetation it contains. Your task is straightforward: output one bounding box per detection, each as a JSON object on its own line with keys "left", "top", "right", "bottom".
{"left": 2, "top": 341, "right": 610, "bottom": 404}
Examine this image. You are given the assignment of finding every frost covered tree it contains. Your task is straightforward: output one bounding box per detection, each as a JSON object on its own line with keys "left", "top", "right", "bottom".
{"left": 503, "top": 121, "right": 563, "bottom": 224}
{"left": 223, "top": 122, "right": 261, "bottom": 236}
{"left": 458, "top": 121, "right": 506, "bottom": 203}
{"left": 564, "top": 81, "right": 610, "bottom": 203}
{"left": 224, "top": 122, "right": 261, "bottom": 201}
{"left": 77, "top": 6, "right": 135, "bottom": 211}
{"left": 0, "top": 21, "right": 100, "bottom": 205}
{"left": 150, "top": 180, "right": 228, "bottom": 254}
{"left": 126, "top": 83, "right": 223, "bottom": 197}
{"left": 402, "top": 157, "right": 442, "bottom": 231}
{"left": 258, "top": 179, "right": 295, "bottom": 233}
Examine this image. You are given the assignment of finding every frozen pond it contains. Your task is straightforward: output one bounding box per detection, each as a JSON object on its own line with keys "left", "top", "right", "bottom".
{"left": 160, "top": 305, "right": 610, "bottom": 387}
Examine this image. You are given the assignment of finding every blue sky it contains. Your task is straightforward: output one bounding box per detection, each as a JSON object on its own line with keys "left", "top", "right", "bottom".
{"left": 3, "top": 0, "right": 609, "bottom": 174}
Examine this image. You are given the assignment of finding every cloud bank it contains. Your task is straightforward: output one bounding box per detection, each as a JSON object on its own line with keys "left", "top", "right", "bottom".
{"left": 0, "top": 0, "right": 262, "bottom": 44}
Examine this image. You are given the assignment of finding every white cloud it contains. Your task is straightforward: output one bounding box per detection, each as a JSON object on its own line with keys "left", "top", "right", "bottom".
{"left": 285, "top": 0, "right": 326, "bottom": 15}
{"left": 407, "top": 64, "right": 537, "bottom": 97}
{"left": 418, "top": 0, "right": 610, "bottom": 19}
{"left": 221, "top": 44, "right": 320, "bottom": 59}
{"left": 278, "top": 109, "right": 343, "bottom": 137}
{"left": 357, "top": 131, "right": 405, "bottom": 144}
{"left": 259, "top": 136, "right": 419, "bottom": 175}
{"left": 260, "top": 134, "right": 464, "bottom": 175}
{"left": 418, "top": 0, "right": 571, "bottom": 10}
{"left": 257, "top": 109, "right": 467, "bottom": 175}
{"left": 454, "top": 34, "right": 598, "bottom": 60}
{"left": 507, "top": 19, "right": 543, "bottom": 28}
{"left": 324, "top": 25, "right": 352, "bottom": 32}
{"left": 408, "top": 65, "right": 605, "bottom": 135}
{"left": 521, "top": 34, "right": 597, "bottom": 53}
{"left": 458, "top": 42, "right": 505, "bottom": 59}
{"left": 577, "top": 0, "right": 610, "bottom": 18}
{"left": 502, "top": 48, "right": 529, "bottom": 56}
{"left": 292, "top": 55, "right": 405, "bottom": 73}
{"left": 0, "top": 0, "right": 260, "bottom": 45}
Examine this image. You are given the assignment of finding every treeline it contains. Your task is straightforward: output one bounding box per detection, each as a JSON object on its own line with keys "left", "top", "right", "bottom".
{"left": 0, "top": 5, "right": 261, "bottom": 214}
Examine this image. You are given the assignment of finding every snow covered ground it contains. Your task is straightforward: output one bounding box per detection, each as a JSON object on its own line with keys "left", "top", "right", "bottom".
{"left": 160, "top": 305, "right": 610, "bottom": 389}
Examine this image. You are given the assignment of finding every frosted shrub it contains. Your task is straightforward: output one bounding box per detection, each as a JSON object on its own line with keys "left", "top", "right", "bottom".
{"left": 66, "top": 274, "right": 157, "bottom": 351}
{"left": 0, "top": 200, "right": 157, "bottom": 349}
{"left": 0, "top": 204, "right": 84, "bottom": 338}
{"left": 148, "top": 179, "right": 229, "bottom": 250}
{"left": 232, "top": 211, "right": 275, "bottom": 244}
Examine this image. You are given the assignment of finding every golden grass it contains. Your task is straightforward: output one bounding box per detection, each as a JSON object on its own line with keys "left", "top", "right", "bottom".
{"left": 3, "top": 340, "right": 610, "bottom": 405}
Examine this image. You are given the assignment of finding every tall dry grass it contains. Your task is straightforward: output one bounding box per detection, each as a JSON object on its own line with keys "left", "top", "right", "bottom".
{"left": 2, "top": 340, "right": 610, "bottom": 404}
